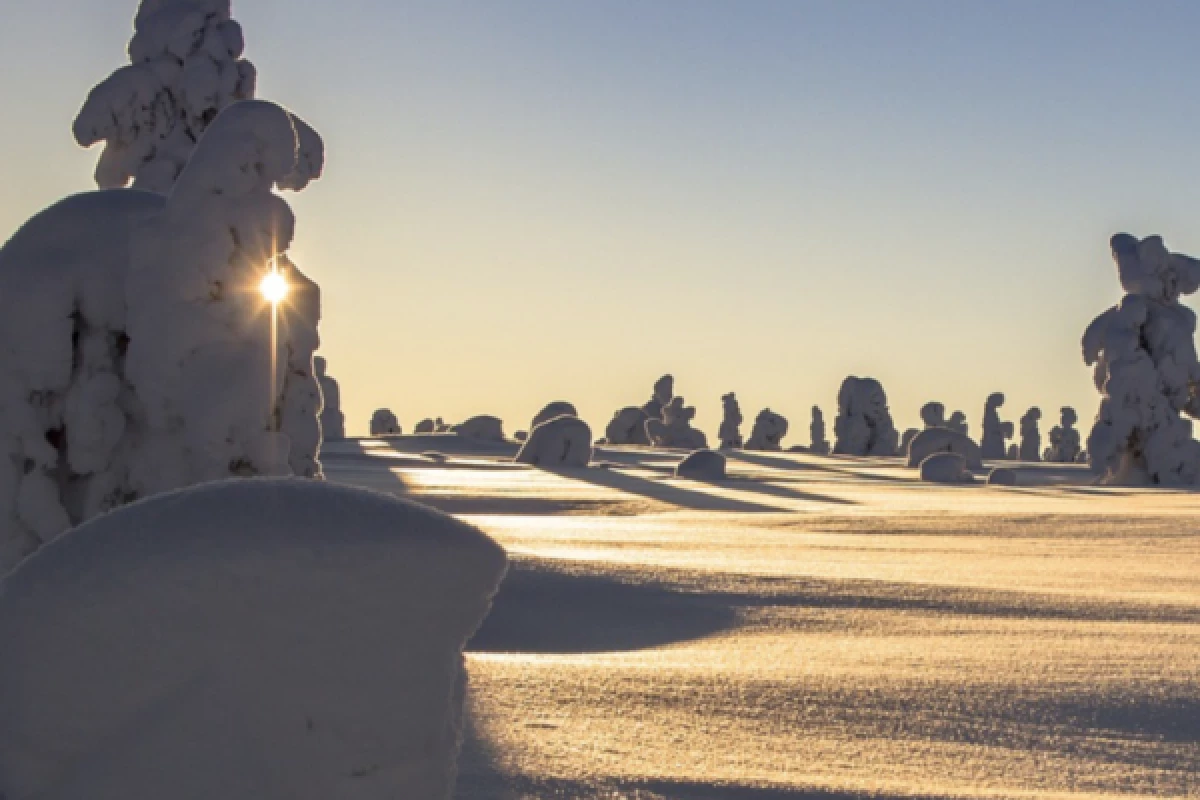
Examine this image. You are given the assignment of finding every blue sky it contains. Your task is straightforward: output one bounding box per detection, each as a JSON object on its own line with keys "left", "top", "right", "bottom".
{"left": 3, "top": 1, "right": 1200, "bottom": 438}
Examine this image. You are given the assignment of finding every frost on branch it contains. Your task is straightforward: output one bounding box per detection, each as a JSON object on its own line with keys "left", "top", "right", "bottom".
{"left": 833, "top": 377, "right": 899, "bottom": 456}
{"left": 718, "top": 393, "right": 744, "bottom": 449}
{"left": 980, "top": 393, "right": 1012, "bottom": 460}
{"left": 370, "top": 409, "right": 401, "bottom": 436}
{"left": 1083, "top": 234, "right": 1200, "bottom": 484}
{"left": 745, "top": 409, "right": 788, "bottom": 451}
{"left": 646, "top": 397, "right": 708, "bottom": 450}
{"left": 1019, "top": 407, "right": 1042, "bottom": 462}
{"left": 0, "top": 100, "right": 324, "bottom": 571}
{"left": 809, "top": 406, "right": 830, "bottom": 456}
{"left": 1044, "top": 407, "right": 1082, "bottom": 463}
{"left": 315, "top": 356, "right": 345, "bottom": 441}
{"left": 515, "top": 415, "right": 592, "bottom": 467}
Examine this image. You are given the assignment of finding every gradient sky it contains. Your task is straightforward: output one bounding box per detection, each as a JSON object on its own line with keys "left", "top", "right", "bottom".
{"left": 5, "top": 1, "right": 1200, "bottom": 440}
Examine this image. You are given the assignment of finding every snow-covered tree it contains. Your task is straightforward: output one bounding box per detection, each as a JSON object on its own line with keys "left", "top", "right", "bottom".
{"left": 315, "top": 356, "right": 345, "bottom": 442}
{"left": 642, "top": 374, "right": 674, "bottom": 420}
{"left": 0, "top": 101, "right": 323, "bottom": 570}
{"left": 370, "top": 409, "right": 401, "bottom": 436}
{"left": 833, "top": 377, "right": 899, "bottom": 456}
{"left": 907, "top": 428, "right": 983, "bottom": 470}
{"left": 809, "top": 406, "right": 830, "bottom": 455}
{"left": 745, "top": 409, "right": 788, "bottom": 451}
{"left": 1083, "top": 234, "right": 1200, "bottom": 484}
{"left": 920, "top": 402, "right": 946, "bottom": 428}
{"left": 605, "top": 407, "right": 650, "bottom": 445}
{"left": 646, "top": 397, "right": 707, "bottom": 449}
{"left": 516, "top": 415, "right": 592, "bottom": 467}
{"left": 452, "top": 416, "right": 506, "bottom": 442}
{"left": 1045, "top": 407, "right": 1082, "bottom": 463}
{"left": 718, "top": 393, "right": 744, "bottom": 449}
{"left": 980, "top": 393, "right": 1012, "bottom": 460}
{"left": 1019, "top": 408, "right": 1042, "bottom": 462}
{"left": 531, "top": 401, "right": 577, "bottom": 430}
{"left": 947, "top": 411, "right": 968, "bottom": 436}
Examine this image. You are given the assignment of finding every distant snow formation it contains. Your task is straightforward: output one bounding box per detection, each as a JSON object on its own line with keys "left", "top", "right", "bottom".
{"left": 605, "top": 407, "right": 651, "bottom": 445}
{"left": 980, "top": 393, "right": 1012, "bottom": 460}
{"left": 642, "top": 374, "right": 674, "bottom": 420}
{"left": 531, "top": 401, "right": 578, "bottom": 430}
{"left": 1044, "top": 407, "right": 1082, "bottom": 463}
{"left": 0, "top": 478, "right": 506, "bottom": 800}
{"left": 745, "top": 409, "right": 789, "bottom": 451}
{"left": 809, "top": 406, "right": 830, "bottom": 455}
{"left": 833, "top": 377, "right": 899, "bottom": 456}
{"left": 370, "top": 409, "right": 401, "bottom": 436}
{"left": 675, "top": 449, "right": 727, "bottom": 480}
{"left": 315, "top": 357, "right": 345, "bottom": 442}
{"left": 919, "top": 452, "right": 975, "bottom": 484}
{"left": 907, "top": 428, "right": 983, "bottom": 470}
{"left": 452, "top": 416, "right": 506, "bottom": 442}
{"left": 718, "top": 393, "right": 744, "bottom": 449}
{"left": 920, "top": 402, "right": 946, "bottom": 429}
{"left": 516, "top": 415, "right": 592, "bottom": 467}
{"left": 1084, "top": 234, "right": 1200, "bottom": 484}
{"left": 646, "top": 397, "right": 708, "bottom": 450}
{"left": 1019, "top": 408, "right": 1042, "bottom": 462}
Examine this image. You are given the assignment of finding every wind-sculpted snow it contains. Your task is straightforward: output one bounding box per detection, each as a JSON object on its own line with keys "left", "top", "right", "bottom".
{"left": 0, "top": 479, "right": 506, "bottom": 800}
{"left": 645, "top": 397, "right": 708, "bottom": 450}
{"left": 1019, "top": 407, "right": 1042, "bottom": 462}
{"left": 370, "top": 408, "right": 401, "bottom": 436}
{"left": 906, "top": 427, "right": 983, "bottom": 470}
{"left": 809, "top": 405, "right": 830, "bottom": 455}
{"left": 745, "top": 408, "right": 788, "bottom": 451}
{"left": 980, "top": 393, "right": 1012, "bottom": 460}
{"left": 1045, "top": 407, "right": 1082, "bottom": 463}
{"left": 0, "top": 101, "right": 323, "bottom": 570}
{"left": 833, "top": 376, "right": 899, "bottom": 456}
{"left": 717, "top": 393, "right": 743, "bottom": 449}
{"left": 314, "top": 356, "right": 345, "bottom": 442}
{"left": 516, "top": 415, "right": 592, "bottom": 467}
{"left": 1084, "top": 234, "right": 1200, "bottom": 484}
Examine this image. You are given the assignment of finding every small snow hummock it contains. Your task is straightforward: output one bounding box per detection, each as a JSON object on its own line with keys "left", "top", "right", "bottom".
{"left": 745, "top": 408, "right": 789, "bottom": 451}
{"left": 452, "top": 415, "right": 506, "bottom": 442}
{"left": 833, "top": 377, "right": 899, "bottom": 456}
{"left": 718, "top": 393, "right": 744, "bottom": 449}
{"left": 0, "top": 100, "right": 324, "bottom": 571}
{"left": 370, "top": 409, "right": 402, "bottom": 436}
{"left": 414, "top": 418, "right": 437, "bottom": 434}
{"left": 919, "top": 452, "right": 975, "bottom": 484}
{"left": 675, "top": 449, "right": 727, "bottom": 480}
{"left": 641, "top": 374, "right": 674, "bottom": 420}
{"left": 314, "top": 356, "right": 345, "bottom": 442}
{"left": 515, "top": 415, "right": 592, "bottom": 467}
{"left": 809, "top": 406, "right": 830, "bottom": 455}
{"left": 1019, "top": 407, "right": 1042, "bottom": 462}
{"left": 531, "top": 401, "right": 578, "bottom": 430}
{"left": 907, "top": 427, "right": 983, "bottom": 470}
{"left": 0, "top": 479, "right": 507, "bottom": 800}
{"left": 980, "top": 393, "right": 1013, "bottom": 460}
{"left": 987, "top": 467, "right": 1019, "bottom": 486}
{"left": 605, "top": 407, "right": 651, "bottom": 446}
{"left": 646, "top": 397, "right": 708, "bottom": 449}
{"left": 1083, "top": 234, "right": 1200, "bottom": 485}
{"left": 1044, "top": 407, "right": 1082, "bottom": 463}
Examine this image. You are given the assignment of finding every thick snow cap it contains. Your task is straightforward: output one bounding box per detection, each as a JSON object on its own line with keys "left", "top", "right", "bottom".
{"left": 0, "top": 479, "right": 507, "bottom": 800}
{"left": 515, "top": 415, "right": 592, "bottom": 467}
{"left": 531, "top": 401, "right": 577, "bottom": 430}
{"left": 833, "top": 377, "right": 899, "bottom": 456}
{"left": 907, "top": 427, "right": 983, "bottom": 470}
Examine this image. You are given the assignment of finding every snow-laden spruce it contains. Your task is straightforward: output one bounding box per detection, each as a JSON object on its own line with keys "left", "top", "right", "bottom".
{"left": 531, "top": 401, "right": 577, "bottom": 430}
{"left": 642, "top": 374, "right": 674, "bottom": 420}
{"left": 907, "top": 427, "right": 983, "bottom": 470}
{"left": 919, "top": 452, "right": 975, "bottom": 484}
{"left": 515, "top": 415, "right": 592, "bottom": 467}
{"left": 370, "top": 409, "right": 401, "bottom": 436}
{"left": 809, "top": 406, "right": 830, "bottom": 455}
{"left": 0, "top": 479, "right": 506, "bottom": 800}
{"left": 718, "top": 393, "right": 744, "bottom": 449}
{"left": 920, "top": 402, "right": 946, "bottom": 429}
{"left": 1083, "top": 234, "right": 1200, "bottom": 484}
{"left": 314, "top": 356, "right": 345, "bottom": 442}
{"left": 605, "top": 407, "right": 651, "bottom": 446}
{"left": 833, "top": 377, "right": 899, "bottom": 456}
{"left": 0, "top": 100, "right": 323, "bottom": 570}
{"left": 1019, "top": 408, "right": 1042, "bottom": 462}
{"left": 675, "top": 449, "right": 727, "bottom": 480}
{"left": 74, "top": 0, "right": 319, "bottom": 196}
{"left": 1044, "top": 407, "right": 1082, "bottom": 463}
{"left": 980, "top": 393, "right": 1012, "bottom": 460}
{"left": 745, "top": 408, "right": 788, "bottom": 451}
{"left": 646, "top": 397, "right": 708, "bottom": 450}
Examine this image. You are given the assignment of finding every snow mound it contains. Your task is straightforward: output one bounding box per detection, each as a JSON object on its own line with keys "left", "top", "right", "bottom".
{"left": 919, "top": 452, "right": 975, "bottom": 484}
{"left": 515, "top": 415, "right": 592, "bottom": 467}
{"left": 833, "top": 377, "right": 899, "bottom": 456}
{"left": 907, "top": 427, "right": 983, "bottom": 470}
{"left": 414, "top": 418, "right": 436, "bottom": 434}
{"left": 987, "top": 467, "right": 1019, "bottom": 486}
{"left": 745, "top": 408, "right": 788, "bottom": 451}
{"left": 718, "top": 393, "right": 744, "bottom": 449}
{"left": 675, "top": 449, "right": 727, "bottom": 480}
{"left": 980, "top": 393, "right": 1012, "bottom": 459}
{"left": 1019, "top": 407, "right": 1042, "bottom": 462}
{"left": 0, "top": 478, "right": 507, "bottom": 800}
{"left": 809, "top": 406, "right": 830, "bottom": 455}
{"left": 452, "top": 416, "right": 505, "bottom": 442}
{"left": 370, "top": 409, "right": 401, "bottom": 436}
{"left": 315, "top": 357, "right": 345, "bottom": 442}
{"left": 645, "top": 397, "right": 708, "bottom": 449}
{"left": 531, "top": 402, "right": 577, "bottom": 430}
{"left": 605, "top": 407, "right": 651, "bottom": 446}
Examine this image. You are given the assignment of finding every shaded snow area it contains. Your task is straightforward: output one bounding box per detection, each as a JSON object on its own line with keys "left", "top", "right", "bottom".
{"left": 0, "top": 479, "right": 506, "bottom": 800}
{"left": 318, "top": 436, "right": 1200, "bottom": 799}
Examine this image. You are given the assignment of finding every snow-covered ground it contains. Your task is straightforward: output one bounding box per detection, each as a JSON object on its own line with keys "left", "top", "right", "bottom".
{"left": 324, "top": 437, "right": 1199, "bottom": 799}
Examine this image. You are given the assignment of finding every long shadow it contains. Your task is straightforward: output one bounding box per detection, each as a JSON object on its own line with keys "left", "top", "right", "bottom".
{"left": 727, "top": 451, "right": 911, "bottom": 485}
{"left": 714, "top": 476, "right": 858, "bottom": 506}
{"left": 549, "top": 466, "right": 788, "bottom": 513}
{"left": 468, "top": 560, "right": 739, "bottom": 654}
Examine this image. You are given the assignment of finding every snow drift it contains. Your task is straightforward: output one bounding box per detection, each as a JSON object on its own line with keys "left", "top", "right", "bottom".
{"left": 315, "top": 356, "right": 345, "bottom": 442}
{"left": 833, "top": 377, "right": 899, "bottom": 456}
{"left": 0, "top": 478, "right": 507, "bottom": 800}
{"left": 0, "top": 100, "right": 324, "bottom": 572}
{"left": 907, "top": 427, "right": 983, "bottom": 470}
{"left": 919, "top": 452, "right": 975, "bottom": 484}
{"left": 515, "top": 415, "right": 592, "bottom": 467}
{"left": 675, "top": 449, "right": 727, "bottom": 480}
{"left": 745, "top": 409, "right": 788, "bottom": 451}
{"left": 370, "top": 409, "right": 401, "bottom": 436}
{"left": 718, "top": 393, "right": 744, "bottom": 449}
{"left": 1083, "top": 234, "right": 1200, "bottom": 484}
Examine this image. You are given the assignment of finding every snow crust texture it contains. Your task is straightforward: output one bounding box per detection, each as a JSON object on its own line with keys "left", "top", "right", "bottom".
{"left": 833, "top": 377, "right": 898, "bottom": 456}
{"left": 516, "top": 415, "right": 592, "bottom": 468}
{"left": 1083, "top": 234, "right": 1200, "bottom": 484}
{"left": 0, "top": 478, "right": 507, "bottom": 800}
{"left": 452, "top": 416, "right": 506, "bottom": 442}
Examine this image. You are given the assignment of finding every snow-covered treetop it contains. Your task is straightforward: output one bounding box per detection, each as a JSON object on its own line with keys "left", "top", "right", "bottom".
{"left": 1110, "top": 233, "right": 1200, "bottom": 303}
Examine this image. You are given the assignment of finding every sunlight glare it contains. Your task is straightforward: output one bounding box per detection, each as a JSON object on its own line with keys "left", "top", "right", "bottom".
{"left": 260, "top": 270, "right": 288, "bottom": 305}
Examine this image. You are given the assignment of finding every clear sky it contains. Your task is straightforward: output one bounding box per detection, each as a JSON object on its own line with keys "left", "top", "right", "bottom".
{"left": 4, "top": 1, "right": 1200, "bottom": 440}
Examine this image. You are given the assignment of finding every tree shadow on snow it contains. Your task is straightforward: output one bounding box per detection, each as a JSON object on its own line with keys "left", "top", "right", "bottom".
{"left": 727, "top": 451, "right": 910, "bottom": 484}
{"left": 549, "top": 466, "right": 788, "bottom": 513}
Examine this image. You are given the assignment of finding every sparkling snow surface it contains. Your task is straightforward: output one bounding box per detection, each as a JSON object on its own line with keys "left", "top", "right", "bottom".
{"left": 326, "top": 437, "right": 1199, "bottom": 799}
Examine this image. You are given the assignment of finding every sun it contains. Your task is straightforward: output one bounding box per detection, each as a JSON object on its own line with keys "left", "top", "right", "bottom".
{"left": 259, "top": 270, "right": 289, "bottom": 305}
